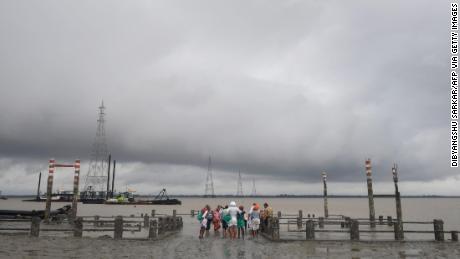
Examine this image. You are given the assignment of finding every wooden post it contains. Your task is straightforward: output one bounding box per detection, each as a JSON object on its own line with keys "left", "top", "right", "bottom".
{"left": 387, "top": 216, "right": 393, "bottom": 226}
{"left": 434, "top": 219, "right": 444, "bottom": 241}
{"left": 74, "top": 217, "right": 83, "bottom": 238}
{"left": 158, "top": 217, "right": 164, "bottom": 235}
{"left": 394, "top": 220, "right": 404, "bottom": 240}
{"left": 451, "top": 231, "right": 458, "bottom": 242}
{"left": 71, "top": 160, "right": 80, "bottom": 221}
{"left": 173, "top": 209, "right": 177, "bottom": 218}
{"left": 114, "top": 216, "right": 123, "bottom": 239}
{"left": 44, "top": 159, "right": 55, "bottom": 222}
{"left": 345, "top": 217, "right": 351, "bottom": 228}
{"left": 305, "top": 220, "right": 315, "bottom": 240}
{"left": 392, "top": 164, "right": 404, "bottom": 238}
{"left": 277, "top": 211, "right": 281, "bottom": 218}
{"left": 365, "top": 159, "right": 376, "bottom": 228}
{"left": 169, "top": 216, "right": 174, "bottom": 231}
{"left": 144, "top": 214, "right": 149, "bottom": 228}
{"left": 322, "top": 172, "right": 329, "bottom": 218}
{"left": 318, "top": 217, "right": 325, "bottom": 228}
{"left": 149, "top": 219, "right": 158, "bottom": 239}
{"left": 30, "top": 217, "right": 41, "bottom": 237}
{"left": 94, "top": 215, "right": 100, "bottom": 227}
{"left": 350, "top": 219, "right": 360, "bottom": 241}
{"left": 267, "top": 217, "right": 272, "bottom": 236}
{"left": 379, "top": 215, "right": 384, "bottom": 225}
{"left": 297, "top": 210, "right": 303, "bottom": 228}
{"left": 272, "top": 217, "right": 280, "bottom": 240}
{"left": 191, "top": 209, "right": 195, "bottom": 217}
{"left": 151, "top": 209, "right": 156, "bottom": 218}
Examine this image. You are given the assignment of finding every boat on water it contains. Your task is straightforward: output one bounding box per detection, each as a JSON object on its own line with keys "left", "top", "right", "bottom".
{"left": 104, "top": 189, "right": 181, "bottom": 205}
{"left": 151, "top": 188, "right": 181, "bottom": 205}
{"left": 23, "top": 190, "right": 75, "bottom": 202}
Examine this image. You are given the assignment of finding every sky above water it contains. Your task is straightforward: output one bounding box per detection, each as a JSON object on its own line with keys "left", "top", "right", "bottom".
{"left": 0, "top": 1, "right": 457, "bottom": 195}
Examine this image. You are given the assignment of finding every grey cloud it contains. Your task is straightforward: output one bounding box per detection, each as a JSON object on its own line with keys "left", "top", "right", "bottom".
{"left": 0, "top": 1, "right": 456, "bottom": 195}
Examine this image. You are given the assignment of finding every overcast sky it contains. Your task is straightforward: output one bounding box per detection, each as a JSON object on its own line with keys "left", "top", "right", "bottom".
{"left": 0, "top": 1, "right": 456, "bottom": 195}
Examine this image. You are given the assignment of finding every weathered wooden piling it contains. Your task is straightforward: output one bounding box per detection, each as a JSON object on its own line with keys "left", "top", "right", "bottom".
{"left": 44, "top": 159, "right": 55, "bottom": 221}
{"left": 305, "top": 220, "right": 315, "bottom": 240}
{"left": 144, "top": 214, "right": 149, "bottom": 228}
{"left": 266, "top": 217, "right": 272, "bottom": 235}
{"left": 392, "top": 164, "right": 404, "bottom": 239}
{"left": 149, "top": 219, "right": 158, "bottom": 239}
{"left": 365, "top": 159, "right": 376, "bottom": 228}
{"left": 434, "top": 219, "right": 444, "bottom": 241}
{"left": 179, "top": 217, "right": 183, "bottom": 228}
{"left": 114, "top": 216, "right": 123, "bottom": 239}
{"left": 318, "top": 217, "right": 325, "bottom": 228}
{"left": 277, "top": 211, "right": 282, "bottom": 218}
{"left": 74, "top": 217, "right": 83, "bottom": 238}
{"left": 30, "top": 217, "right": 41, "bottom": 237}
{"left": 173, "top": 209, "right": 177, "bottom": 218}
{"left": 387, "top": 216, "right": 393, "bottom": 226}
{"left": 322, "top": 172, "right": 329, "bottom": 218}
{"left": 350, "top": 219, "right": 360, "bottom": 241}
{"left": 394, "top": 220, "right": 404, "bottom": 240}
{"left": 71, "top": 160, "right": 80, "bottom": 221}
{"left": 378, "top": 215, "right": 384, "bottom": 225}
{"left": 451, "top": 231, "right": 458, "bottom": 242}
{"left": 151, "top": 209, "right": 156, "bottom": 218}
{"left": 272, "top": 218, "right": 280, "bottom": 240}
{"left": 157, "top": 217, "right": 164, "bottom": 235}
{"left": 297, "top": 210, "right": 303, "bottom": 228}
{"left": 345, "top": 217, "right": 351, "bottom": 228}
{"left": 93, "top": 215, "right": 100, "bottom": 227}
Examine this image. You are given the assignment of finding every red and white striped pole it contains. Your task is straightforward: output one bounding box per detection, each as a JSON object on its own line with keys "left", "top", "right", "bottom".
{"left": 72, "top": 159, "right": 80, "bottom": 220}
{"left": 44, "top": 159, "right": 55, "bottom": 221}
{"left": 365, "top": 159, "right": 376, "bottom": 228}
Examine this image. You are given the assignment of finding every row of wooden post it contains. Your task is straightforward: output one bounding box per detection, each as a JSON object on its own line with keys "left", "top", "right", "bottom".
{"left": 303, "top": 218, "right": 457, "bottom": 242}
{"left": 29, "top": 213, "right": 182, "bottom": 239}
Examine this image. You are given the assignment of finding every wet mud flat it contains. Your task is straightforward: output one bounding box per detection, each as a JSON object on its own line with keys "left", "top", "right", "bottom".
{"left": 1, "top": 234, "right": 459, "bottom": 259}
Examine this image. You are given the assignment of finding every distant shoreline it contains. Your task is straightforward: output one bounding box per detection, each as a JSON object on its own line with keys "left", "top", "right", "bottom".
{"left": 5, "top": 194, "right": 460, "bottom": 198}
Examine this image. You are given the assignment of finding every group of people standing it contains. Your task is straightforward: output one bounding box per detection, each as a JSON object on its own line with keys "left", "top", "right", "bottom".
{"left": 197, "top": 201, "right": 273, "bottom": 240}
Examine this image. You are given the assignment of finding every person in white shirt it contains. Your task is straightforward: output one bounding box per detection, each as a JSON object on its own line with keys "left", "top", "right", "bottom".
{"left": 227, "top": 201, "right": 240, "bottom": 240}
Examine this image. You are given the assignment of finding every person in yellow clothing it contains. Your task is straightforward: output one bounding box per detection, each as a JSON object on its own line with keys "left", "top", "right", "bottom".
{"left": 261, "top": 202, "right": 273, "bottom": 229}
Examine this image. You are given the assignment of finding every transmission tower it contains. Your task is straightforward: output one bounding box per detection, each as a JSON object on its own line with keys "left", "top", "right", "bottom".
{"left": 251, "top": 178, "right": 256, "bottom": 196}
{"left": 236, "top": 171, "right": 243, "bottom": 196}
{"left": 204, "top": 156, "right": 215, "bottom": 197}
{"left": 83, "top": 101, "right": 109, "bottom": 193}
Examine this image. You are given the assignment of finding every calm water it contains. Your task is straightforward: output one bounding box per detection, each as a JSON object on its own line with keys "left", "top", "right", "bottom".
{"left": 2, "top": 197, "right": 460, "bottom": 231}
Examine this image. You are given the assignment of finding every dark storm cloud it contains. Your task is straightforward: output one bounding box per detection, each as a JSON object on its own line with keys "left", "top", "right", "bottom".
{"left": 0, "top": 0, "right": 455, "bottom": 194}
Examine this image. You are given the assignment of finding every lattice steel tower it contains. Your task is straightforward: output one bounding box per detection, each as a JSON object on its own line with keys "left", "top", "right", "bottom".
{"left": 83, "top": 101, "right": 109, "bottom": 192}
{"left": 236, "top": 171, "right": 243, "bottom": 196}
{"left": 204, "top": 156, "right": 215, "bottom": 197}
{"left": 251, "top": 178, "right": 256, "bottom": 196}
